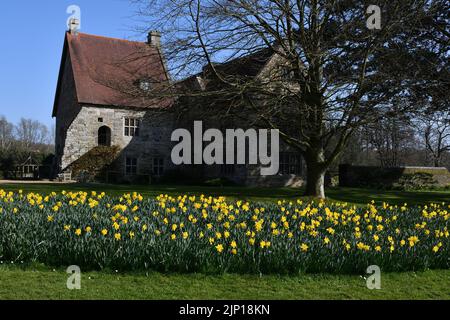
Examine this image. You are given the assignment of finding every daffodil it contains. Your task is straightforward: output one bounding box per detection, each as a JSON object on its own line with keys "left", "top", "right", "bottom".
{"left": 408, "top": 236, "right": 419, "bottom": 247}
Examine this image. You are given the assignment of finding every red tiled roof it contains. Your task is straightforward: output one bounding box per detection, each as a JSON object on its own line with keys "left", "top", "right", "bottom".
{"left": 53, "top": 32, "right": 172, "bottom": 116}
{"left": 177, "top": 48, "right": 275, "bottom": 93}
{"left": 214, "top": 48, "right": 275, "bottom": 78}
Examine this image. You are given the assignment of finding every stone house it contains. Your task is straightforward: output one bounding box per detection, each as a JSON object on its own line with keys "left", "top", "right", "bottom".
{"left": 53, "top": 29, "right": 305, "bottom": 186}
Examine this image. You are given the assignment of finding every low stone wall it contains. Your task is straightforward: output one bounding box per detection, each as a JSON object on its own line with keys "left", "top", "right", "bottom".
{"left": 339, "top": 165, "right": 450, "bottom": 189}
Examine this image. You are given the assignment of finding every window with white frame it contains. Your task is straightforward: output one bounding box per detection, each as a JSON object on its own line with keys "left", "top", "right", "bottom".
{"left": 152, "top": 158, "right": 164, "bottom": 176}
{"left": 125, "top": 157, "right": 138, "bottom": 175}
{"left": 124, "top": 118, "right": 140, "bottom": 137}
{"left": 279, "top": 152, "right": 302, "bottom": 175}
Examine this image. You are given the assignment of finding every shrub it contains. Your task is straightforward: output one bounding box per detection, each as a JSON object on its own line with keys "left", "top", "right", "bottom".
{"left": 69, "top": 146, "right": 120, "bottom": 182}
{"left": 394, "top": 172, "right": 437, "bottom": 191}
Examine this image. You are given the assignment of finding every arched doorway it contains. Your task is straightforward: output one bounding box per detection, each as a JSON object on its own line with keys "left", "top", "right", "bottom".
{"left": 98, "top": 126, "right": 111, "bottom": 146}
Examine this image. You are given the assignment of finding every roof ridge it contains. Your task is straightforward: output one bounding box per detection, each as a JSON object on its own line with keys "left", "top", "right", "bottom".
{"left": 70, "top": 32, "right": 147, "bottom": 45}
{"left": 218, "top": 47, "right": 274, "bottom": 65}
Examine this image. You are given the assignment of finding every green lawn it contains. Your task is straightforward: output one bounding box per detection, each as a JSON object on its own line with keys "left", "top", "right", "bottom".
{"left": 0, "top": 182, "right": 449, "bottom": 205}
{"left": 0, "top": 266, "right": 448, "bottom": 300}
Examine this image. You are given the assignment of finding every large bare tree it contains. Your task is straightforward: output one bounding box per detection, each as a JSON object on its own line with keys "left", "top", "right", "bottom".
{"left": 416, "top": 111, "right": 450, "bottom": 167}
{"left": 132, "top": 0, "right": 449, "bottom": 198}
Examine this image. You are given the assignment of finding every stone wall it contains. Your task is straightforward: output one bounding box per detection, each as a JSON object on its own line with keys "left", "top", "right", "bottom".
{"left": 54, "top": 52, "right": 81, "bottom": 174}
{"left": 171, "top": 104, "right": 306, "bottom": 187}
{"left": 57, "top": 98, "right": 306, "bottom": 186}
{"left": 58, "top": 104, "right": 175, "bottom": 182}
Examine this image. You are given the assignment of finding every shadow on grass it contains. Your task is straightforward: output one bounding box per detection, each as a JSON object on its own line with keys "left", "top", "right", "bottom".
{"left": 0, "top": 183, "right": 448, "bottom": 205}
{"left": 326, "top": 187, "right": 450, "bottom": 206}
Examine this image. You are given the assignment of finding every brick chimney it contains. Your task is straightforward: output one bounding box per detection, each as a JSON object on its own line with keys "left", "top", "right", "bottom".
{"left": 147, "top": 31, "right": 161, "bottom": 47}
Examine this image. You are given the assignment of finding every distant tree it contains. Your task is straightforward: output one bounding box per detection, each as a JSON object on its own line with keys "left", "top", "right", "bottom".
{"left": 0, "top": 115, "right": 54, "bottom": 179}
{"left": 15, "top": 118, "right": 51, "bottom": 150}
{"left": 368, "top": 116, "right": 417, "bottom": 167}
{"left": 0, "top": 115, "right": 14, "bottom": 153}
{"left": 416, "top": 111, "right": 450, "bottom": 167}
{"left": 132, "top": 0, "right": 449, "bottom": 198}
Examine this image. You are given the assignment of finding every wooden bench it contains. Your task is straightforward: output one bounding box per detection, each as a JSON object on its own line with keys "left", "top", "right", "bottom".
{"left": 57, "top": 172, "right": 72, "bottom": 182}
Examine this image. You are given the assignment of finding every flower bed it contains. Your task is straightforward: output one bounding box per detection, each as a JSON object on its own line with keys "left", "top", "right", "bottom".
{"left": 0, "top": 189, "right": 448, "bottom": 274}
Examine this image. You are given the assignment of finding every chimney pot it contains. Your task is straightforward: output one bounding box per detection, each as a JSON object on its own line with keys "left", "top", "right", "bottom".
{"left": 69, "top": 18, "right": 80, "bottom": 35}
{"left": 147, "top": 31, "right": 161, "bottom": 47}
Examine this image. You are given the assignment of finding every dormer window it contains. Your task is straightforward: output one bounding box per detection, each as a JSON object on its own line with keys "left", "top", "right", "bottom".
{"left": 138, "top": 79, "right": 152, "bottom": 92}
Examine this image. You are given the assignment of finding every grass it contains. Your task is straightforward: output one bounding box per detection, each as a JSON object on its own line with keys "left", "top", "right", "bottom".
{"left": 0, "top": 265, "right": 448, "bottom": 300}
{"left": 0, "top": 182, "right": 449, "bottom": 205}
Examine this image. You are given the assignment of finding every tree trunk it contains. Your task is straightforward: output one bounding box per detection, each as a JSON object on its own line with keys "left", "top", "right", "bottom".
{"left": 304, "top": 147, "right": 327, "bottom": 199}
{"left": 434, "top": 157, "right": 441, "bottom": 167}
{"left": 305, "top": 165, "right": 326, "bottom": 199}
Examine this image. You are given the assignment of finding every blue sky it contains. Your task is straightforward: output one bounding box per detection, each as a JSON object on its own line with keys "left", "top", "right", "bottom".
{"left": 0, "top": 0, "right": 144, "bottom": 128}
